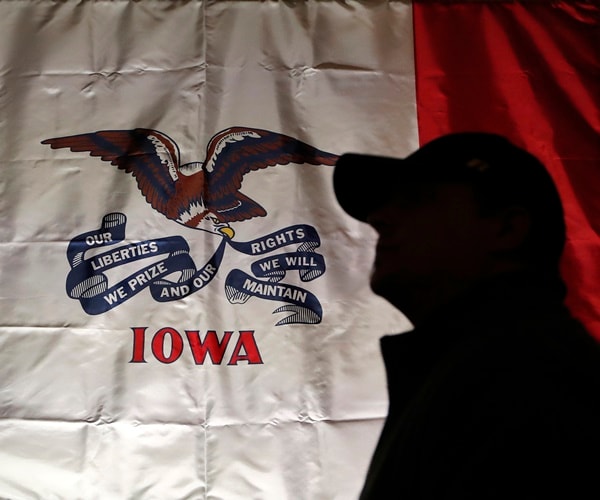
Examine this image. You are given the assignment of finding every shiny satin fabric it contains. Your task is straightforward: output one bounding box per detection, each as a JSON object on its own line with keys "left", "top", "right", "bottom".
{"left": 1, "top": 1, "right": 597, "bottom": 498}
{"left": 0, "top": 2, "right": 413, "bottom": 499}
{"left": 413, "top": 0, "right": 600, "bottom": 340}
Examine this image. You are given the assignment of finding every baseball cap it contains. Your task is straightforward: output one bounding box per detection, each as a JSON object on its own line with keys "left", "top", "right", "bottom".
{"left": 334, "top": 132, "right": 566, "bottom": 266}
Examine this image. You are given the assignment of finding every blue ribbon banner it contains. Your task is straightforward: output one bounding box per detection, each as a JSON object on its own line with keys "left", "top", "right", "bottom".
{"left": 65, "top": 213, "right": 325, "bottom": 324}
{"left": 225, "top": 226, "right": 325, "bottom": 325}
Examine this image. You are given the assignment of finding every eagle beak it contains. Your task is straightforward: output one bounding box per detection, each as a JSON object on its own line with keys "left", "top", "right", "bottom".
{"left": 219, "top": 226, "right": 235, "bottom": 239}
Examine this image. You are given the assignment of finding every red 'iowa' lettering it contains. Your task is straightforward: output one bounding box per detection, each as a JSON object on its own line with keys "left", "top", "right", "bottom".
{"left": 129, "top": 327, "right": 263, "bottom": 365}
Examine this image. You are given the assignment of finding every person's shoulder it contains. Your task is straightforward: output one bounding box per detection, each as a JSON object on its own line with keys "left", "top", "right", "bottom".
{"left": 439, "top": 302, "right": 600, "bottom": 397}
{"left": 520, "top": 307, "right": 600, "bottom": 373}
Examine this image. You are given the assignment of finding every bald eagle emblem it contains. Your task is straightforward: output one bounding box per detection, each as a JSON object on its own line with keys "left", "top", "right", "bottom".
{"left": 42, "top": 127, "right": 338, "bottom": 239}
{"left": 43, "top": 127, "right": 336, "bottom": 324}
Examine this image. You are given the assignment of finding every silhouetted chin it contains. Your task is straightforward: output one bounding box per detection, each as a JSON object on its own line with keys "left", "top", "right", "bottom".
{"left": 371, "top": 274, "right": 412, "bottom": 315}
{"left": 371, "top": 270, "right": 449, "bottom": 326}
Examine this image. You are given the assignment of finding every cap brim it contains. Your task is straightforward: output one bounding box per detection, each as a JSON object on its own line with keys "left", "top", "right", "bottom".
{"left": 333, "top": 153, "right": 405, "bottom": 222}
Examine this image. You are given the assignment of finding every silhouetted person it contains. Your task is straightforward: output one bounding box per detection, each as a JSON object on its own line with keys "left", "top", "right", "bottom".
{"left": 334, "top": 133, "right": 600, "bottom": 499}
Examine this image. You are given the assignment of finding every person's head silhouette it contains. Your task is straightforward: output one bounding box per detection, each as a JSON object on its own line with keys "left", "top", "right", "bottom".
{"left": 334, "top": 132, "right": 565, "bottom": 324}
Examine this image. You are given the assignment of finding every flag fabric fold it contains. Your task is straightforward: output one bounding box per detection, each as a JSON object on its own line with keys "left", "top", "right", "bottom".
{"left": 0, "top": 1, "right": 597, "bottom": 499}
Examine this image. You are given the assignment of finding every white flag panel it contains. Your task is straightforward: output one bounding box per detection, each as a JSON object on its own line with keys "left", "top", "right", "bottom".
{"left": 0, "top": 2, "right": 413, "bottom": 499}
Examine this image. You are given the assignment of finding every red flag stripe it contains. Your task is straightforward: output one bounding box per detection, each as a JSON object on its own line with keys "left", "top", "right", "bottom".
{"left": 413, "top": 0, "right": 600, "bottom": 339}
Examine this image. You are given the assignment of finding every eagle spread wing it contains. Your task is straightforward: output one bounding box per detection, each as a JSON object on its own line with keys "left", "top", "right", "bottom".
{"left": 203, "top": 127, "right": 339, "bottom": 208}
{"left": 42, "top": 129, "right": 181, "bottom": 215}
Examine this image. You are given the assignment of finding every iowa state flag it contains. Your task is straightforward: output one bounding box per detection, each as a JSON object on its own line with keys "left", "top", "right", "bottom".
{"left": 0, "top": 1, "right": 597, "bottom": 499}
